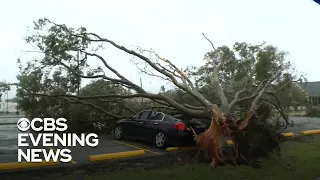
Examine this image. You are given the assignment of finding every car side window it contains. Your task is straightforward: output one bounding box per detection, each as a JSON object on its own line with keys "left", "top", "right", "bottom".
{"left": 133, "top": 112, "right": 142, "bottom": 120}
{"left": 140, "top": 110, "right": 152, "bottom": 120}
{"left": 133, "top": 110, "right": 152, "bottom": 120}
{"left": 149, "top": 112, "right": 164, "bottom": 121}
{"left": 162, "top": 115, "right": 170, "bottom": 121}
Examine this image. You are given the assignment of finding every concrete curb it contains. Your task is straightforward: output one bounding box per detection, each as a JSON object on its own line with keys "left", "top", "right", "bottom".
{"left": 0, "top": 149, "right": 147, "bottom": 172}
{"left": 0, "top": 161, "right": 59, "bottom": 171}
{"left": 88, "top": 150, "right": 145, "bottom": 161}
{"left": 282, "top": 132, "right": 295, "bottom": 137}
{"left": 165, "top": 146, "right": 198, "bottom": 152}
{"left": 300, "top": 129, "right": 320, "bottom": 135}
{"left": 0, "top": 151, "right": 189, "bottom": 179}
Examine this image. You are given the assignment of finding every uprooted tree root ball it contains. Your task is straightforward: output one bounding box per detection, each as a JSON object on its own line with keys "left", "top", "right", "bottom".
{"left": 235, "top": 119, "right": 281, "bottom": 165}
{"left": 191, "top": 104, "right": 283, "bottom": 168}
{"left": 190, "top": 109, "right": 251, "bottom": 168}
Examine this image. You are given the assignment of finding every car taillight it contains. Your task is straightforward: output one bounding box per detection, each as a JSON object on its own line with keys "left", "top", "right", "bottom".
{"left": 174, "top": 123, "right": 186, "bottom": 131}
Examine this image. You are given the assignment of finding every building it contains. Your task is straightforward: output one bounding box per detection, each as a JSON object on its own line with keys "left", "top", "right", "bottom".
{"left": 298, "top": 81, "right": 320, "bottom": 105}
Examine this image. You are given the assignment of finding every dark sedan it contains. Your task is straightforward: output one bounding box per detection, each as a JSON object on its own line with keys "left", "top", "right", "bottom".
{"left": 113, "top": 109, "right": 207, "bottom": 148}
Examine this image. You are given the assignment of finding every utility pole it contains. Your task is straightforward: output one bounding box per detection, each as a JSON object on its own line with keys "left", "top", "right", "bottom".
{"left": 140, "top": 78, "right": 142, "bottom": 88}
{"left": 140, "top": 78, "right": 143, "bottom": 103}
{"left": 77, "top": 50, "right": 80, "bottom": 96}
{"left": 6, "top": 91, "right": 8, "bottom": 112}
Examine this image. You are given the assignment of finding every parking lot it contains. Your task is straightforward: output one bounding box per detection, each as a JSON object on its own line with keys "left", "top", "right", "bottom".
{"left": 0, "top": 135, "right": 192, "bottom": 171}
{"left": 0, "top": 113, "right": 201, "bottom": 172}
{"left": 0, "top": 129, "right": 318, "bottom": 172}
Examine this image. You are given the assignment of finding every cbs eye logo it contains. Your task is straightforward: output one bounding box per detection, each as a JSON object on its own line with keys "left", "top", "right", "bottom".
{"left": 17, "top": 118, "right": 31, "bottom": 132}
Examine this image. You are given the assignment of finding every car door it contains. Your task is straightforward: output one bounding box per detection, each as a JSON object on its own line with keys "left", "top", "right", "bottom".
{"left": 141, "top": 112, "right": 165, "bottom": 141}
{"left": 130, "top": 110, "right": 153, "bottom": 139}
{"left": 124, "top": 111, "right": 143, "bottom": 137}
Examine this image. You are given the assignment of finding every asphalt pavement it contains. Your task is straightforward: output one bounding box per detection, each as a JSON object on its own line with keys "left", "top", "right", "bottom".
{"left": 0, "top": 135, "right": 167, "bottom": 169}
{"left": 53, "top": 138, "right": 165, "bottom": 164}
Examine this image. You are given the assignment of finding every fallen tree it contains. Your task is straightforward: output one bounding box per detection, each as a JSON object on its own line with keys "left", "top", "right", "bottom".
{"left": 12, "top": 18, "right": 307, "bottom": 168}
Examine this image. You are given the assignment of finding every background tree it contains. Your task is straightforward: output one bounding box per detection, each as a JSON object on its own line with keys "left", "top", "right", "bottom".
{"left": 0, "top": 81, "right": 11, "bottom": 103}
{"left": 15, "top": 61, "right": 136, "bottom": 133}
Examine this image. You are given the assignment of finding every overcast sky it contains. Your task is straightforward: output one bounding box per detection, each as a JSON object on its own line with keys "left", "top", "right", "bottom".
{"left": 0, "top": 0, "right": 319, "bottom": 99}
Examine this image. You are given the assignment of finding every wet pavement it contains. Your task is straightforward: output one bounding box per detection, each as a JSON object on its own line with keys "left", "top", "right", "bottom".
{"left": 0, "top": 115, "right": 167, "bottom": 169}
{"left": 0, "top": 135, "right": 167, "bottom": 167}
{"left": 0, "top": 115, "right": 319, "bottom": 172}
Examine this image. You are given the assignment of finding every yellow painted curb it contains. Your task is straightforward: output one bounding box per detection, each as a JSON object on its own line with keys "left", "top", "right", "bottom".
{"left": 0, "top": 161, "right": 59, "bottom": 171}
{"left": 225, "top": 140, "right": 234, "bottom": 145}
{"left": 165, "top": 147, "right": 180, "bottom": 152}
{"left": 300, "top": 129, "right": 320, "bottom": 135}
{"left": 165, "top": 146, "right": 198, "bottom": 151}
{"left": 282, "top": 132, "right": 295, "bottom": 137}
{"left": 88, "top": 150, "right": 145, "bottom": 161}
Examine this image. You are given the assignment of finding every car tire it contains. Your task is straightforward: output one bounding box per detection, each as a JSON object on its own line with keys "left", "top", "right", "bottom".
{"left": 155, "top": 131, "right": 166, "bottom": 149}
{"left": 114, "top": 125, "right": 123, "bottom": 140}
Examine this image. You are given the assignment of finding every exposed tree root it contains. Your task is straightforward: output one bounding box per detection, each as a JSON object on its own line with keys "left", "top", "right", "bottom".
{"left": 190, "top": 109, "right": 233, "bottom": 168}
{"left": 190, "top": 105, "right": 280, "bottom": 168}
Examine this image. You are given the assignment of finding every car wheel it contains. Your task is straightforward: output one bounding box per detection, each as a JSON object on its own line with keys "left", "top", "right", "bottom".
{"left": 114, "top": 125, "right": 123, "bottom": 140}
{"left": 155, "top": 131, "right": 166, "bottom": 148}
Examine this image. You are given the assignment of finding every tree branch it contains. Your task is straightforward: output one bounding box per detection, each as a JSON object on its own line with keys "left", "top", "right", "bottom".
{"left": 250, "top": 71, "right": 282, "bottom": 113}
{"left": 66, "top": 31, "right": 213, "bottom": 110}
{"left": 49, "top": 53, "right": 145, "bottom": 93}
{"left": 260, "top": 96, "right": 289, "bottom": 128}
{"left": 228, "top": 78, "right": 270, "bottom": 109}
{"left": 42, "top": 20, "right": 215, "bottom": 112}
{"left": 44, "top": 96, "right": 130, "bottom": 119}
{"left": 202, "top": 33, "right": 228, "bottom": 112}
{"left": 29, "top": 92, "right": 209, "bottom": 118}
{"left": 202, "top": 33, "right": 216, "bottom": 51}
